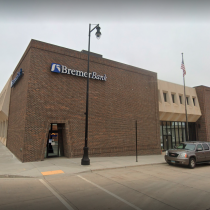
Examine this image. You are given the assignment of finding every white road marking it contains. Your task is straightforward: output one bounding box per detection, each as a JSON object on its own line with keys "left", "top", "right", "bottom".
{"left": 77, "top": 175, "right": 142, "bottom": 210}
{"left": 39, "top": 179, "right": 74, "bottom": 210}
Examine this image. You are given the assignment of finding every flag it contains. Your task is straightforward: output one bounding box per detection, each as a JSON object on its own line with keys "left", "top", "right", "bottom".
{"left": 181, "top": 57, "right": 186, "bottom": 77}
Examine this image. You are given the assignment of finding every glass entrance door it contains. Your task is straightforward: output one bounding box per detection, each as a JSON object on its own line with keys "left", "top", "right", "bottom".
{"left": 163, "top": 135, "right": 172, "bottom": 150}
{"left": 45, "top": 123, "right": 64, "bottom": 158}
{"left": 47, "top": 131, "right": 59, "bottom": 157}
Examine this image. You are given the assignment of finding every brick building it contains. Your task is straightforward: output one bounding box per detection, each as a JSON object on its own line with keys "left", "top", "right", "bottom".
{"left": 0, "top": 40, "right": 209, "bottom": 162}
{"left": 1, "top": 40, "right": 160, "bottom": 162}
{"left": 194, "top": 86, "right": 210, "bottom": 142}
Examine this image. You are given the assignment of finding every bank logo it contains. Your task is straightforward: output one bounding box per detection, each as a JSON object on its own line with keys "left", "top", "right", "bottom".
{"left": 50, "top": 63, "right": 107, "bottom": 81}
{"left": 51, "top": 63, "right": 61, "bottom": 73}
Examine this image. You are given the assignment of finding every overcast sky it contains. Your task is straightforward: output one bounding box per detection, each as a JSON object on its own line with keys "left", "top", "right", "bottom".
{"left": 0, "top": 0, "right": 210, "bottom": 91}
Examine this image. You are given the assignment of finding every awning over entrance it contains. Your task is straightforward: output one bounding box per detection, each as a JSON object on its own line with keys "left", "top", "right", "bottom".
{"left": 159, "top": 112, "right": 201, "bottom": 122}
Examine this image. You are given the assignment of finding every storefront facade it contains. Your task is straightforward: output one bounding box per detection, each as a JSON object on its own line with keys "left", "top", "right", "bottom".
{"left": 0, "top": 39, "right": 209, "bottom": 162}
{"left": 4, "top": 40, "right": 160, "bottom": 162}
{"left": 160, "top": 121, "right": 197, "bottom": 150}
{"left": 158, "top": 80, "right": 203, "bottom": 150}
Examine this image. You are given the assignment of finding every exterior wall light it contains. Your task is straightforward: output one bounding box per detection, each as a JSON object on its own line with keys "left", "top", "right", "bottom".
{"left": 95, "top": 26, "right": 101, "bottom": 39}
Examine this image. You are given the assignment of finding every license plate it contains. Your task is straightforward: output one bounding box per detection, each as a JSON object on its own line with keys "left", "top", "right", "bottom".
{"left": 171, "top": 161, "right": 175, "bottom": 163}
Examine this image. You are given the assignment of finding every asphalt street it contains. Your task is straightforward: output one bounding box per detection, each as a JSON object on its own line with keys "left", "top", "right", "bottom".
{"left": 1, "top": 164, "right": 210, "bottom": 210}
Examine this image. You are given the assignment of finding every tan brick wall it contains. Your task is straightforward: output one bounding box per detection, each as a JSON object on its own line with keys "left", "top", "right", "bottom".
{"left": 7, "top": 40, "right": 160, "bottom": 162}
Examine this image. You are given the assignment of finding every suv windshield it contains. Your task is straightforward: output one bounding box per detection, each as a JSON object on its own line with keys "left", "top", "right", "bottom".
{"left": 176, "top": 143, "right": 195, "bottom": 151}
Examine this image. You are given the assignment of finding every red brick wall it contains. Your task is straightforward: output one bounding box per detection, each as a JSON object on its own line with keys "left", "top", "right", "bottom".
{"left": 7, "top": 40, "right": 160, "bottom": 162}
{"left": 7, "top": 48, "right": 31, "bottom": 161}
{"left": 195, "top": 86, "right": 210, "bottom": 142}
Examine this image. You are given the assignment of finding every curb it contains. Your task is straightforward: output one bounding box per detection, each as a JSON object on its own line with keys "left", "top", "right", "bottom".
{"left": 90, "top": 162, "right": 166, "bottom": 172}
{"left": 0, "top": 162, "right": 166, "bottom": 178}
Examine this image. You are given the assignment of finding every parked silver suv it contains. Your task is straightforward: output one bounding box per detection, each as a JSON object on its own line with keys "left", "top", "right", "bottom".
{"left": 165, "top": 141, "right": 210, "bottom": 169}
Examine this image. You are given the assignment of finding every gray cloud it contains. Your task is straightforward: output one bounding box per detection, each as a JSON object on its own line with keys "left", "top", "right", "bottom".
{"left": 1, "top": 0, "right": 210, "bottom": 23}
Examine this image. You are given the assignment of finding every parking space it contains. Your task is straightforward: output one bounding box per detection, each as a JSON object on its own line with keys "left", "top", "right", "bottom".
{"left": 1, "top": 164, "right": 210, "bottom": 210}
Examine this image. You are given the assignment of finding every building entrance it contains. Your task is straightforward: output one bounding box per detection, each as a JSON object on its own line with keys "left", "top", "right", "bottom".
{"left": 163, "top": 135, "right": 172, "bottom": 150}
{"left": 160, "top": 121, "right": 197, "bottom": 151}
{"left": 45, "top": 123, "right": 64, "bottom": 158}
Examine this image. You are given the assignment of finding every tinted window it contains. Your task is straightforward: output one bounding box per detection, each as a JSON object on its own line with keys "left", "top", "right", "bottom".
{"left": 197, "top": 144, "right": 203, "bottom": 151}
{"left": 177, "top": 143, "right": 195, "bottom": 151}
{"left": 186, "top": 97, "right": 189, "bottom": 105}
{"left": 202, "top": 144, "right": 209, "bottom": 150}
{"left": 179, "top": 96, "right": 182, "bottom": 104}
{"left": 193, "top": 98, "right": 196, "bottom": 106}
{"left": 172, "top": 94, "right": 175, "bottom": 103}
{"left": 163, "top": 93, "right": 167, "bottom": 102}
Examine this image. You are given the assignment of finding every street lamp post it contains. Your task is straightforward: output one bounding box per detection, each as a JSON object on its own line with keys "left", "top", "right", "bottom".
{"left": 81, "top": 24, "right": 101, "bottom": 165}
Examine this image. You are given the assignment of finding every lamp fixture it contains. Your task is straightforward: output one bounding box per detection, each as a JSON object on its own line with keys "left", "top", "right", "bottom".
{"left": 95, "top": 26, "right": 101, "bottom": 39}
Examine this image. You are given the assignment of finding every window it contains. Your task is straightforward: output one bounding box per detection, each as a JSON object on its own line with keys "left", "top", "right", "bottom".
{"left": 179, "top": 95, "right": 182, "bottom": 104}
{"left": 171, "top": 94, "right": 175, "bottom": 103}
{"left": 177, "top": 143, "right": 196, "bottom": 151}
{"left": 193, "top": 98, "right": 196, "bottom": 106}
{"left": 197, "top": 144, "right": 203, "bottom": 151}
{"left": 160, "top": 121, "right": 191, "bottom": 149}
{"left": 202, "top": 144, "right": 209, "bottom": 150}
{"left": 162, "top": 121, "right": 167, "bottom": 135}
{"left": 167, "top": 122, "right": 171, "bottom": 135}
{"left": 163, "top": 92, "right": 167, "bottom": 102}
{"left": 160, "top": 122, "right": 163, "bottom": 149}
{"left": 179, "top": 122, "right": 182, "bottom": 142}
{"left": 186, "top": 97, "right": 189, "bottom": 105}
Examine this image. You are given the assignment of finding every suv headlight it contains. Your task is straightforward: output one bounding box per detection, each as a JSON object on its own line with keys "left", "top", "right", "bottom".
{"left": 165, "top": 151, "right": 168, "bottom": 155}
{"left": 179, "top": 153, "right": 187, "bottom": 158}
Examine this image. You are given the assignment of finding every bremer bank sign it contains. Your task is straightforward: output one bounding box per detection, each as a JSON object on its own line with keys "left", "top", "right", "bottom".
{"left": 51, "top": 63, "right": 107, "bottom": 81}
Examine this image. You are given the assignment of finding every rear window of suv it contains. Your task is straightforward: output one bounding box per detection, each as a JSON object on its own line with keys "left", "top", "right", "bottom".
{"left": 177, "top": 143, "right": 195, "bottom": 151}
{"left": 202, "top": 144, "right": 209, "bottom": 150}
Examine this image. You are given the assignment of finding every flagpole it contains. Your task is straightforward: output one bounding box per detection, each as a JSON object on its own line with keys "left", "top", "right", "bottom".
{"left": 182, "top": 53, "right": 189, "bottom": 141}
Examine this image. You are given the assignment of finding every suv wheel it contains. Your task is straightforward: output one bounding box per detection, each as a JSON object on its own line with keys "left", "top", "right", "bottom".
{"left": 189, "top": 158, "right": 196, "bottom": 169}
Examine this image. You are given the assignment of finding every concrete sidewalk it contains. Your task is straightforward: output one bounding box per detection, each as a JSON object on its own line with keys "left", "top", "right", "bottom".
{"left": 0, "top": 142, "right": 166, "bottom": 178}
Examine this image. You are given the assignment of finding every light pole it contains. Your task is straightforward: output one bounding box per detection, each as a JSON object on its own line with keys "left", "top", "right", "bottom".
{"left": 81, "top": 24, "right": 101, "bottom": 165}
